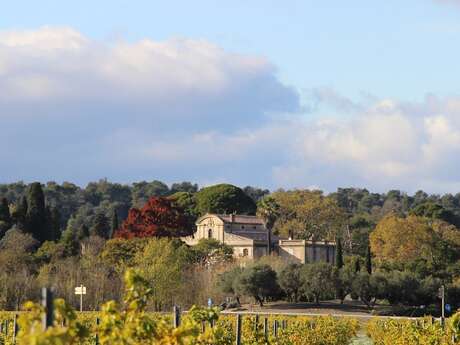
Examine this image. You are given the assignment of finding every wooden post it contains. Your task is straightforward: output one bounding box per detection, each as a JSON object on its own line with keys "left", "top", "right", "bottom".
{"left": 263, "top": 317, "right": 268, "bottom": 341}
{"left": 273, "top": 319, "right": 278, "bottom": 338}
{"left": 173, "top": 305, "right": 181, "bottom": 328}
{"left": 13, "top": 314, "right": 18, "bottom": 344}
{"left": 282, "top": 319, "right": 287, "bottom": 329}
{"left": 95, "top": 317, "right": 100, "bottom": 345}
{"left": 5, "top": 320, "right": 8, "bottom": 335}
{"left": 254, "top": 315, "right": 259, "bottom": 339}
{"left": 41, "top": 287, "right": 54, "bottom": 330}
{"left": 236, "top": 314, "right": 242, "bottom": 345}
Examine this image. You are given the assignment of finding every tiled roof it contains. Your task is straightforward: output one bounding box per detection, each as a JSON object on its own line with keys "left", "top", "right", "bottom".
{"left": 217, "top": 214, "right": 265, "bottom": 225}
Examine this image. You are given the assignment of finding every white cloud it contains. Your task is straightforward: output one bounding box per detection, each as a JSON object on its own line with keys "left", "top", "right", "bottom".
{"left": 272, "top": 95, "right": 460, "bottom": 192}
{"left": 2, "top": 27, "right": 460, "bottom": 194}
{"left": 0, "top": 26, "right": 298, "bottom": 121}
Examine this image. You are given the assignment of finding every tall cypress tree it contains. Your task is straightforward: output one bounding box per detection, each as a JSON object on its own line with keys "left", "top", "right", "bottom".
{"left": 111, "top": 209, "right": 119, "bottom": 239}
{"left": 14, "top": 196, "right": 28, "bottom": 230}
{"left": 47, "top": 206, "right": 62, "bottom": 241}
{"left": 27, "top": 182, "right": 48, "bottom": 242}
{"left": 0, "top": 197, "right": 11, "bottom": 237}
{"left": 366, "top": 245, "right": 372, "bottom": 274}
{"left": 335, "top": 237, "right": 344, "bottom": 269}
{"left": 0, "top": 198, "right": 11, "bottom": 223}
{"left": 91, "top": 212, "right": 111, "bottom": 239}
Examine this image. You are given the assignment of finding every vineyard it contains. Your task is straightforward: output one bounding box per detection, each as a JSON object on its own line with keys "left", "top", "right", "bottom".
{"left": 2, "top": 269, "right": 460, "bottom": 345}
{"left": 367, "top": 316, "right": 460, "bottom": 345}
{"left": 0, "top": 309, "right": 358, "bottom": 345}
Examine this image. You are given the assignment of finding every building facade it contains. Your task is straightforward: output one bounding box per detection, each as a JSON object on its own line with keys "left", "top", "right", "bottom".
{"left": 182, "top": 213, "right": 336, "bottom": 264}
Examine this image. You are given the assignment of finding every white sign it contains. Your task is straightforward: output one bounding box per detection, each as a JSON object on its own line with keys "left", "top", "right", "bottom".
{"left": 75, "top": 286, "right": 87, "bottom": 295}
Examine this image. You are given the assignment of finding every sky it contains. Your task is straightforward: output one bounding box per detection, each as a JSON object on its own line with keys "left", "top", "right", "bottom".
{"left": 1, "top": 0, "right": 460, "bottom": 193}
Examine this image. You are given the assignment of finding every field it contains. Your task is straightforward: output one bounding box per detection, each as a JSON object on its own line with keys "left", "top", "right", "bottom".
{"left": 5, "top": 308, "right": 460, "bottom": 344}
{"left": 0, "top": 310, "right": 359, "bottom": 345}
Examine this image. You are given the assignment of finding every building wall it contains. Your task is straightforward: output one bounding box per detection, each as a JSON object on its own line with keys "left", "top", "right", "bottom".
{"left": 279, "top": 240, "right": 306, "bottom": 263}
{"left": 280, "top": 240, "right": 336, "bottom": 264}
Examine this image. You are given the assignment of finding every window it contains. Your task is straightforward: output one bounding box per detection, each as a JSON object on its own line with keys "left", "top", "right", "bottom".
{"left": 241, "top": 225, "right": 245, "bottom": 229}
{"left": 242, "top": 248, "right": 249, "bottom": 257}
{"left": 208, "top": 229, "right": 212, "bottom": 239}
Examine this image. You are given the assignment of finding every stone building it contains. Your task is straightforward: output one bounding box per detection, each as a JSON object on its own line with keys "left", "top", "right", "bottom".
{"left": 182, "top": 213, "right": 336, "bottom": 264}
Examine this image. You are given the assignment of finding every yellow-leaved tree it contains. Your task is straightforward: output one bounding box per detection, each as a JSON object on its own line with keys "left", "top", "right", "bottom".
{"left": 370, "top": 215, "right": 438, "bottom": 264}
{"left": 271, "top": 190, "right": 346, "bottom": 241}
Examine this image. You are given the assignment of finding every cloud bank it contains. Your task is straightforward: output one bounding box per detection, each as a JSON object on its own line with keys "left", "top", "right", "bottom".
{"left": 2, "top": 27, "right": 460, "bottom": 193}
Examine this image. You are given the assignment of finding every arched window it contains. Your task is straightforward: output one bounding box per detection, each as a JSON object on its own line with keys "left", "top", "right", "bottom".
{"left": 208, "top": 229, "right": 212, "bottom": 239}
{"left": 243, "top": 248, "right": 249, "bottom": 257}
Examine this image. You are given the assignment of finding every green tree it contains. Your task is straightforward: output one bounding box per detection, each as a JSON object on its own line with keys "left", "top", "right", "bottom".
{"left": 300, "top": 263, "right": 336, "bottom": 304}
{"left": 366, "top": 245, "right": 372, "bottom": 274}
{"left": 257, "top": 196, "right": 280, "bottom": 254}
{"left": 91, "top": 212, "right": 111, "bottom": 239}
{"left": 12, "top": 196, "right": 28, "bottom": 230}
{"left": 0, "top": 197, "right": 11, "bottom": 237}
{"left": 272, "top": 190, "right": 346, "bottom": 240}
{"left": 234, "top": 264, "right": 279, "bottom": 306}
{"left": 111, "top": 209, "right": 119, "bottom": 238}
{"left": 101, "top": 238, "right": 148, "bottom": 272}
{"left": 336, "top": 237, "right": 344, "bottom": 269}
{"left": 76, "top": 224, "right": 90, "bottom": 240}
{"left": 26, "top": 182, "right": 49, "bottom": 242}
{"left": 59, "top": 228, "right": 80, "bottom": 257}
{"left": 351, "top": 272, "right": 379, "bottom": 308}
{"left": 279, "top": 263, "right": 303, "bottom": 302}
{"left": 135, "top": 238, "right": 191, "bottom": 311}
{"left": 217, "top": 266, "right": 243, "bottom": 305}
{"left": 195, "top": 184, "right": 256, "bottom": 215}
{"left": 47, "top": 206, "right": 61, "bottom": 241}
{"left": 191, "top": 238, "right": 233, "bottom": 266}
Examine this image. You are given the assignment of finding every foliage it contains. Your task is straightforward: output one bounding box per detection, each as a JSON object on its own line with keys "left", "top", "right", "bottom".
{"left": 271, "top": 190, "right": 345, "bottom": 240}
{"left": 191, "top": 239, "right": 234, "bottom": 267}
{"left": 195, "top": 184, "right": 256, "bottom": 216}
{"left": 367, "top": 317, "right": 458, "bottom": 345}
{"left": 278, "top": 263, "right": 303, "bottom": 302}
{"left": 115, "top": 197, "right": 191, "bottom": 238}
{"left": 234, "top": 264, "right": 280, "bottom": 306}
{"left": 370, "top": 215, "right": 440, "bottom": 265}
{"left": 134, "top": 238, "right": 191, "bottom": 311}
{"left": 300, "top": 263, "right": 337, "bottom": 304}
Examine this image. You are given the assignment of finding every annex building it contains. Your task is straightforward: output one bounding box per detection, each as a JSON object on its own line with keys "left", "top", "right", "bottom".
{"left": 182, "top": 213, "right": 336, "bottom": 264}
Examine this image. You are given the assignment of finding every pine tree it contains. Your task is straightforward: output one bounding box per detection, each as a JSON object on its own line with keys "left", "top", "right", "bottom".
{"left": 0, "top": 197, "right": 11, "bottom": 223}
{"left": 111, "top": 209, "right": 119, "bottom": 239}
{"left": 27, "top": 182, "right": 48, "bottom": 242}
{"left": 48, "top": 206, "right": 62, "bottom": 241}
{"left": 335, "top": 237, "right": 344, "bottom": 269}
{"left": 0, "top": 197, "right": 11, "bottom": 238}
{"left": 14, "top": 196, "right": 28, "bottom": 230}
{"left": 91, "top": 212, "right": 111, "bottom": 239}
{"left": 366, "top": 245, "right": 372, "bottom": 274}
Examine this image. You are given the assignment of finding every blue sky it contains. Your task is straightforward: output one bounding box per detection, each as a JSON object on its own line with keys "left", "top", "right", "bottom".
{"left": 1, "top": 0, "right": 460, "bottom": 193}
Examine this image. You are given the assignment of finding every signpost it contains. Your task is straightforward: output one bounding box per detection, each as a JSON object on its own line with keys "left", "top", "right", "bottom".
{"left": 438, "top": 285, "right": 445, "bottom": 328}
{"left": 74, "top": 285, "right": 87, "bottom": 312}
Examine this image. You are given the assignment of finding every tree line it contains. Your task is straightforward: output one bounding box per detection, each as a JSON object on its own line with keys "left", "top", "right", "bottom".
{"left": 2, "top": 180, "right": 460, "bottom": 314}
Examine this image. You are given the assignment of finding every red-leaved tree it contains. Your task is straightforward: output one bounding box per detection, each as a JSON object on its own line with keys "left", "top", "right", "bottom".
{"left": 114, "top": 197, "right": 192, "bottom": 239}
